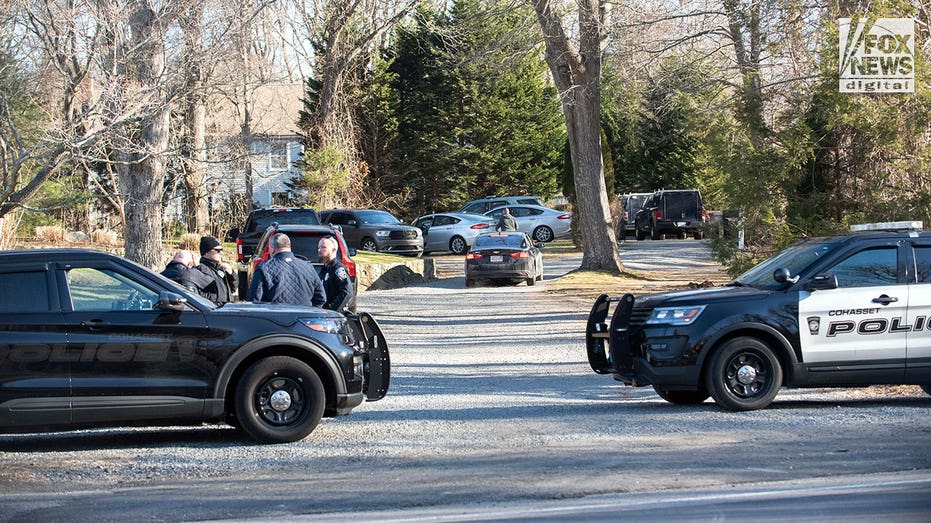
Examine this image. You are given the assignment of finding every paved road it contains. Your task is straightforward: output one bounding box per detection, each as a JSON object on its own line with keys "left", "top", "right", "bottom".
{"left": 0, "top": 239, "right": 928, "bottom": 522}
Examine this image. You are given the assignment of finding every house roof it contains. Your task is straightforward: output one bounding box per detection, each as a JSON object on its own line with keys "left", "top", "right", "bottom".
{"left": 208, "top": 83, "right": 304, "bottom": 137}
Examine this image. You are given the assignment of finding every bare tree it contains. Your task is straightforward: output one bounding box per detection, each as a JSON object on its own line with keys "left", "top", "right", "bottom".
{"left": 532, "top": 0, "right": 623, "bottom": 272}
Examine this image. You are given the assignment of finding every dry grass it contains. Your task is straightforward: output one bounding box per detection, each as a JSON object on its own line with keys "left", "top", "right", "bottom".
{"left": 546, "top": 268, "right": 725, "bottom": 307}
{"left": 35, "top": 226, "right": 66, "bottom": 242}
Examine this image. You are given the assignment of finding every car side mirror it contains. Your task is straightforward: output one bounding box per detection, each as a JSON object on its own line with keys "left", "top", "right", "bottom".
{"left": 157, "top": 291, "right": 188, "bottom": 312}
{"left": 805, "top": 273, "right": 838, "bottom": 291}
{"left": 773, "top": 268, "right": 799, "bottom": 284}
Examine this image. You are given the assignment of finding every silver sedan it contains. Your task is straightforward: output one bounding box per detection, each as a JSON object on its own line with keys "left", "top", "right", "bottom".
{"left": 485, "top": 205, "right": 572, "bottom": 242}
{"left": 412, "top": 213, "right": 496, "bottom": 255}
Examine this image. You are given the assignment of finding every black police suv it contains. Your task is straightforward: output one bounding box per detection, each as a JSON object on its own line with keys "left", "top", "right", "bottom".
{"left": 0, "top": 248, "right": 388, "bottom": 443}
{"left": 587, "top": 222, "right": 931, "bottom": 410}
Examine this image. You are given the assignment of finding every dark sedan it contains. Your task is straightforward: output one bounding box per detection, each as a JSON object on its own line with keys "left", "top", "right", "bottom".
{"left": 464, "top": 232, "right": 544, "bottom": 287}
{"left": 0, "top": 248, "right": 389, "bottom": 443}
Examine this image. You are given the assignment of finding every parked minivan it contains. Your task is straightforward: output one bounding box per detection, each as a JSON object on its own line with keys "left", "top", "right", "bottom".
{"left": 633, "top": 189, "right": 707, "bottom": 240}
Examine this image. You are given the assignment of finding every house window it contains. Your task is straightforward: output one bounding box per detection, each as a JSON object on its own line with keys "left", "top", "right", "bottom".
{"left": 270, "top": 142, "right": 289, "bottom": 170}
{"left": 271, "top": 191, "right": 290, "bottom": 206}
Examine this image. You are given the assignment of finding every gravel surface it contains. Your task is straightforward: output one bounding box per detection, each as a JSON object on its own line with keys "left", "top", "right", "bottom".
{"left": 1, "top": 239, "right": 929, "bottom": 522}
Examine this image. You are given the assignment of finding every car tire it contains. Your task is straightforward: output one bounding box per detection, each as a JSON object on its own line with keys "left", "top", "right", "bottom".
{"left": 234, "top": 356, "right": 326, "bottom": 444}
{"left": 650, "top": 224, "right": 660, "bottom": 240}
{"left": 705, "top": 337, "right": 783, "bottom": 411}
{"left": 653, "top": 385, "right": 710, "bottom": 405}
{"left": 533, "top": 226, "right": 554, "bottom": 243}
{"left": 465, "top": 277, "right": 475, "bottom": 288}
{"left": 921, "top": 385, "right": 931, "bottom": 396}
{"left": 693, "top": 231, "right": 704, "bottom": 240}
{"left": 449, "top": 236, "right": 468, "bottom": 255}
{"left": 526, "top": 276, "right": 535, "bottom": 286}
{"left": 635, "top": 226, "right": 644, "bottom": 241}
{"left": 361, "top": 238, "right": 378, "bottom": 252}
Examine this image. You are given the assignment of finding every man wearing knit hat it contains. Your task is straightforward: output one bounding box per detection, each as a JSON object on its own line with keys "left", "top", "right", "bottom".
{"left": 194, "top": 236, "right": 238, "bottom": 304}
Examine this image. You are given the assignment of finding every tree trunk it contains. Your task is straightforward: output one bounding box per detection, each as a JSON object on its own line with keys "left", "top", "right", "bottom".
{"left": 532, "top": 0, "right": 623, "bottom": 273}
{"left": 121, "top": 108, "right": 170, "bottom": 269}
{"left": 184, "top": 95, "right": 209, "bottom": 233}
{"left": 119, "top": 1, "right": 169, "bottom": 269}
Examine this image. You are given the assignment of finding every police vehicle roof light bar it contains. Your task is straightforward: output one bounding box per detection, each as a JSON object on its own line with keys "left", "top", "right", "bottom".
{"left": 850, "top": 221, "right": 922, "bottom": 232}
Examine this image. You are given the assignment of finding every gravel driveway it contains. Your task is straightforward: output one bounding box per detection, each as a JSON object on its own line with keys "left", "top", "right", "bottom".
{"left": 1, "top": 239, "right": 929, "bottom": 522}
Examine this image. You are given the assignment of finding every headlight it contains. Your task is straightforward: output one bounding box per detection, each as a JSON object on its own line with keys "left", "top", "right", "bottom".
{"left": 375, "top": 230, "right": 390, "bottom": 238}
{"left": 300, "top": 317, "right": 348, "bottom": 335}
{"left": 645, "top": 305, "right": 706, "bottom": 325}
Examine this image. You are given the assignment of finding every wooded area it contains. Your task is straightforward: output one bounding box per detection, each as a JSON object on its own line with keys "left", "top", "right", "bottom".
{"left": 0, "top": 0, "right": 927, "bottom": 270}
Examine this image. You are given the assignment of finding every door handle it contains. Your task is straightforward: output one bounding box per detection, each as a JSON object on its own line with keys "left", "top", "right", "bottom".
{"left": 871, "top": 295, "right": 898, "bottom": 305}
{"left": 81, "top": 320, "right": 111, "bottom": 330}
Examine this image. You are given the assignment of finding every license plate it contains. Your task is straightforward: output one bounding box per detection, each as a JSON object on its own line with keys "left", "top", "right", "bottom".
{"left": 675, "top": 221, "right": 687, "bottom": 227}
{"left": 490, "top": 255, "right": 503, "bottom": 263}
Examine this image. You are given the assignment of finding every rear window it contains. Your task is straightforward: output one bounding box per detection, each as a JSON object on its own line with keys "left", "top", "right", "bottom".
{"left": 662, "top": 192, "right": 701, "bottom": 214}
{"left": 474, "top": 234, "right": 526, "bottom": 249}
{"left": 517, "top": 198, "right": 544, "bottom": 206}
{"left": 0, "top": 271, "right": 50, "bottom": 313}
{"left": 286, "top": 234, "right": 343, "bottom": 263}
{"left": 248, "top": 210, "right": 320, "bottom": 232}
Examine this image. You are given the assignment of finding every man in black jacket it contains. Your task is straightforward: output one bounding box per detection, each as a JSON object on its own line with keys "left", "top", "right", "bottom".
{"left": 162, "top": 250, "right": 211, "bottom": 293}
{"left": 317, "top": 235, "right": 354, "bottom": 311}
{"left": 194, "top": 236, "right": 238, "bottom": 304}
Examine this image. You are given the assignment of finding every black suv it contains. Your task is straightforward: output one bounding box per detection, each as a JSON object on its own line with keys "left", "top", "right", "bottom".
{"left": 319, "top": 209, "right": 423, "bottom": 256}
{"left": 633, "top": 189, "right": 706, "bottom": 240}
{"left": 239, "top": 224, "right": 358, "bottom": 312}
{"left": 586, "top": 222, "right": 931, "bottom": 411}
{"left": 0, "top": 248, "right": 388, "bottom": 443}
{"left": 233, "top": 208, "right": 321, "bottom": 262}
{"left": 618, "top": 192, "right": 651, "bottom": 238}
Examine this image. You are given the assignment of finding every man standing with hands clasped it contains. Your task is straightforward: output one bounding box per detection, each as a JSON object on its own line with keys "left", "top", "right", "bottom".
{"left": 248, "top": 232, "right": 326, "bottom": 307}
{"left": 317, "top": 235, "right": 354, "bottom": 312}
{"left": 195, "top": 236, "right": 238, "bottom": 305}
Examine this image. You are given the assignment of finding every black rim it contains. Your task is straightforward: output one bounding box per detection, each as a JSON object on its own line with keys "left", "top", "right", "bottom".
{"left": 723, "top": 351, "right": 771, "bottom": 398}
{"left": 362, "top": 241, "right": 377, "bottom": 251}
{"left": 255, "top": 376, "right": 306, "bottom": 426}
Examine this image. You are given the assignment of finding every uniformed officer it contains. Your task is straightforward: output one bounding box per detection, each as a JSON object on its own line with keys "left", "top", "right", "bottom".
{"left": 317, "top": 235, "right": 354, "bottom": 312}
{"left": 162, "top": 250, "right": 212, "bottom": 293}
{"left": 248, "top": 233, "right": 326, "bottom": 307}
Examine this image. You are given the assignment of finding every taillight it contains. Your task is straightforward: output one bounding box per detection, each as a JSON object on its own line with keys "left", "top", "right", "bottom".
{"left": 342, "top": 251, "right": 356, "bottom": 277}
{"left": 466, "top": 253, "right": 484, "bottom": 260}
{"left": 236, "top": 237, "right": 243, "bottom": 261}
{"left": 510, "top": 251, "right": 530, "bottom": 259}
{"left": 471, "top": 223, "right": 490, "bottom": 229}
{"left": 337, "top": 237, "right": 356, "bottom": 277}
{"left": 654, "top": 210, "right": 662, "bottom": 220}
{"left": 701, "top": 210, "right": 709, "bottom": 222}
{"left": 557, "top": 214, "right": 571, "bottom": 220}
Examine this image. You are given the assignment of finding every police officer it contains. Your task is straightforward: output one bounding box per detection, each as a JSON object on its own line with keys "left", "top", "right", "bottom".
{"left": 194, "top": 236, "right": 239, "bottom": 305}
{"left": 317, "top": 235, "right": 354, "bottom": 312}
{"left": 248, "top": 233, "right": 326, "bottom": 307}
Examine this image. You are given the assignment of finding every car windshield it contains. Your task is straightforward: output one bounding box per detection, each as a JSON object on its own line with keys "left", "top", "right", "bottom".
{"left": 356, "top": 211, "right": 400, "bottom": 224}
{"left": 474, "top": 234, "right": 525, "bottom": 249}
{"left": 734, "top": 237, "right": 841, "bottom": 289}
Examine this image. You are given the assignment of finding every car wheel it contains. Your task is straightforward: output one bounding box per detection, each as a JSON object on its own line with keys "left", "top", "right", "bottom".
{"left": 526, "top": 276, "right": 535, "bottom": 286}
{"left": 361, "top": 238, "right": 378, "bottom": 252}
{"left": 706, "top": 337, "right": 783, "bottom": 411}
{"left": 921, "top": 385, "right": 931, "bottom": 396}
{"left": 653, "top": 385, "right": 710, "bottom": 405}
{"left": 234, "top": 356, "right": 325, "bottom": 444}
{"left": 635, "top": 226, "right": 644, "bottom": 241}
{"left": 693, "top": 231, "right": 704, "bottom": 240}
{"left": 533, "top": 226, "right": 554, "bottom": 242}
{"left": 650, "top": 224, "right": 660, "bottom": 240}
{"left": 465, "top": 277, "right": 475, "bottom": 288}
{"left": 449, "top": 236, "right": 468, "bottom": 255}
